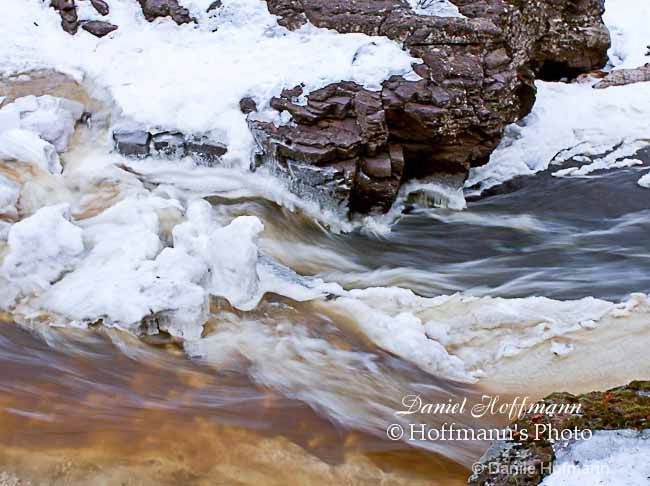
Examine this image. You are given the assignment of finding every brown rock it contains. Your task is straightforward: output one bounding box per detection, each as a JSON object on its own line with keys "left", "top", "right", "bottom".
{"left": 89, "top": 0, "right": 109, "bottom": 16}
{"left": 137, "top": 0, "right": 194, "bottom": 25}
{"left": 50, "top": 0, "right": 78, "bottom": 35}
{"left": 82, "top": 20, "right": 118, "bottom": 37}
{"left": 239, "top": 97, "right": 258, "bottom": 114}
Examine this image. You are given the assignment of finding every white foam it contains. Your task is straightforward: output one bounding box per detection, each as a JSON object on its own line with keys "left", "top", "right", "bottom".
{"left": 638, "top": 171, "right": 650, "bottom": 188}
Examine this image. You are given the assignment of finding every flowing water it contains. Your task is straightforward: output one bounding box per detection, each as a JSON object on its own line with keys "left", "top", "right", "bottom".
{"left": 1, "top": 68, "right": 649, "bottom": 486}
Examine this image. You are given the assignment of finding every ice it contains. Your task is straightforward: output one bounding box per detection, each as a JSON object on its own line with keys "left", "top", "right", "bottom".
{"left": 0, "top": 0, "right": 420, "bottom": 168}
{"left": 542, "top": 430, "right": 650, "bottom": 486}
{"left": 0, "top": 204, "right": 84, "bottom": 304}
{"left": 0, "top": 129, "right": 61, "bottom": 173}
{"left": 638, "top": 172, "right": 650, "bottom": 188}
{"left": 0, "top": 95, "right": 84, "bottom": 173}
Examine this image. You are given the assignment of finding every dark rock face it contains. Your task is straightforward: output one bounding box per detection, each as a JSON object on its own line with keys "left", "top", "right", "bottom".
{"left": 82, "top": 20, "right": 118, "bottom": 37}
{"left": 50, "top": 0, "right": 78, "bottom": 35}
{"left": 239, "top": 97, "right": 257, "bottom": 115}
{"left": 113, "top": 130, "right": 228, "bottom": 165}
{"left": 113, "top": 130, "right": 151, "bottom": 158}
{"left": 186, "top": 137, "right": 228, "bottom": 165}
{"left": 137, "top": 0, "right": 194, "bottom": 24}
{"left": 259, "top": 0, "right": 610, "bottom": 214}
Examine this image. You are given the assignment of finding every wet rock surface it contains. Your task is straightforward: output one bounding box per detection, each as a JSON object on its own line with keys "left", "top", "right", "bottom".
{"left": 259, "top": 0, "right": 610, "bottom": 214}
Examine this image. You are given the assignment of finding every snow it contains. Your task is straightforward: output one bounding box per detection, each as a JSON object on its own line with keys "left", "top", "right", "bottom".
{"left": 638, "top": 172, "right": 650, "bottom": 188}
{"left": 542, "top": 430, "right": 650, "bottom": 486}
{"left": 0, "top": 0, "right": 420, "bottom": 168}
{"left": 407, "top": 0, "right": 464, "bottom": 18}
{"left": 466, "top": 0, "right": 650, "bottom": 194}
{"left": 0, "top": 174, "right": 20, "bottom": 218}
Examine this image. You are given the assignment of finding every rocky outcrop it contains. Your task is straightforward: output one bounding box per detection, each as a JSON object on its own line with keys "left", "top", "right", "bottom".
{"left": 256, "top": 0, "right": 610, "bottom": 214}
{"left": 468, "top": 380, "right": 650, "bottom": 486}
{"left": 594, "top": 63, "right": 650, "bottom": 89}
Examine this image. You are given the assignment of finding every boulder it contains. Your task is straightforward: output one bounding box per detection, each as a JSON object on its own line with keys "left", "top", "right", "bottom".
{"left": 82, "top": 20, "right": 118, "bottom": 37}
{"left": 89, "top": 0, "right": 109, "bottom": 16}
{"left": 113, "top": 130, "right": 151, "bottom": 158}
{"left": 137, "top": 0, "right": 194, "bottom": 25}
{"left": 259, "top": 0, "right": 610, "bottom": 214}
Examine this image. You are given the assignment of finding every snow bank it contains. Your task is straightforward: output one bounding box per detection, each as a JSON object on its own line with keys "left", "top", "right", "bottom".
{"left": 467, "top": 0, "right": 650, "bottom": 194}
{"left": 0, "top": 0, "right": 420, "bottom": 168}
{"left": 542, "top": 430, "right": 650, "bottom": 486}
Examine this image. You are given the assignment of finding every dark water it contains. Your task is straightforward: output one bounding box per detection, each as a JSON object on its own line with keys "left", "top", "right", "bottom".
{"left": 317, "top": 154, "right": 650, "bottom": 301}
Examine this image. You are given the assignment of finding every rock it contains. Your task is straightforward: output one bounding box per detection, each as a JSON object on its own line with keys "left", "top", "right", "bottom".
{"left": 594, "top": 64, "right": 650, "bottom": 89}
{"left": 206, "top": 0, "right": 222, "bottom": 12}
{"left": 113, "top": 130, "right": 151, "bottom": 158}
{"left": 152, "top": 131, "right": 186, "bottom": 157}
{"left": 260, "top": 0, "right": 610, "bottom": 214}
{"left": 468, "top": 380, "right": 650, "bottom": 486}
{"left": 186, "top": 137, "right": 227, "bottom": 164}
{"left": 89, "top": 0, "right": 109, "bottom": 16}
{"left": 239, "top": 97, "right": 257, "bottom": 114}
{"left": 137, "top": 0, "right": 194, "bottom": 25}
{"left": 50, "top": 0, "right": 78, "bottom": 35}
{"left": 82, "top": 20, "right": 118, "bottom": 37}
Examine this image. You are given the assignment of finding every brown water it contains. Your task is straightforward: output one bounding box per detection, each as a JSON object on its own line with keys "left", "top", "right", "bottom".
{"left": 0, "top": 318, "right": 474, "bottom": 485}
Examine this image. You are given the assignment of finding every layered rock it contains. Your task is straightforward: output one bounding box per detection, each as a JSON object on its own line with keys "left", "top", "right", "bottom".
{"left": 257, "top": 0, "right": 610, "bottom": 214}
